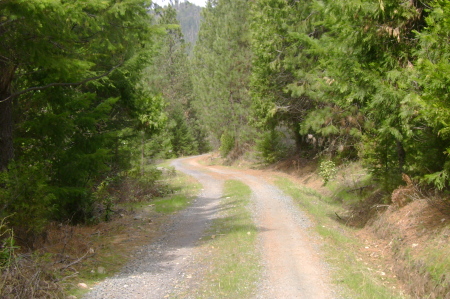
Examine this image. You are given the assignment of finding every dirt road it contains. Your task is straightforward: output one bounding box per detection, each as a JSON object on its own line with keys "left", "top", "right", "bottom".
{"left": 85, "top": 155, "right": 336, "bottom": 298}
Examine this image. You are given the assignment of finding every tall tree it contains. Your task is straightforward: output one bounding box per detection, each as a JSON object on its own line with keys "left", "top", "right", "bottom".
{"left": 0, "top": 0, "right": 154, "bottom": 171}
{"left": 192, "top": 0, "right": 253, "bottom": 154}
{"left": 146, "top": 5, "right": 209, "bottom": 157}
{"left": 175, "top": 1, "right": 202, "bottom": 53}
{"left": 249, "top": 0, "right": 450, "bottom": 190}
{"left": 0, "top": 0, "right": 166, "bottom": 232}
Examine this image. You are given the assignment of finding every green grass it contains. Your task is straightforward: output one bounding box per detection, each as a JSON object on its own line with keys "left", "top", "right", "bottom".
{"left": 153, "top": 194, "right": 191, "bottom": 213}
{"left": 194, "top": 180, "right": 260, "bottom": 298}
{"left": 274, "top": 176, "right": 404, "bottom": 299}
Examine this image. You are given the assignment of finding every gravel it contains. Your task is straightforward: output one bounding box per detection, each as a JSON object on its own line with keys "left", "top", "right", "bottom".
{"left": 84, "top": 157, "right": 223, "bottom": 299}
{"left": 84, "top": 155, "right": 338, "bottom": 299}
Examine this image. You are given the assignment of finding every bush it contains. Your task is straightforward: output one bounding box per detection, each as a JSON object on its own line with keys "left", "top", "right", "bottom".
{"left": 256, "top": 130, "right": 288, "bottom": 164}
{"left": 0, "top": 163, "right": 54, "bottom": 240}
{"left": 319, "top": 160, "right": 337, "bottom": 185}
{"left": 0, "top": 217, "right": 18, "bottom": 269}
{"left": 220, "top": 131, "right": 235, "bottom": 157}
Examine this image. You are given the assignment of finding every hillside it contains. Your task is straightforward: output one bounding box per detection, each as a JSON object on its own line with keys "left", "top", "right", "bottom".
{"left": 175, "top": 1, "right": 202, "bottom": 53}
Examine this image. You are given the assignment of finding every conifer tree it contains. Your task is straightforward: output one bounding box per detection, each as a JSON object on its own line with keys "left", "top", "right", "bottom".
{"left": 0, "top": 0, "right": 165, "bottom": 232}
{"left": 146, "top": 5, "right": 209, "bottom": 157}
{"left": 192, "top": 0, "right": 253, "bottom": 154}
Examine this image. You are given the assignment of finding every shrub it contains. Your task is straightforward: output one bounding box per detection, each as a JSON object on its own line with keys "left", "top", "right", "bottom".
{"left": 0, "top": 217, "right": 18, "bottom": 269}
{"left": 319, "top": 160, "right": 337, "bottom": 185}
{"left": 220, "top": 131, "right": 235, "bottom": 157}
{"left": 256, "top": 130, "right": 288, "bottom": 164}
{"left": 0, "top": 162, "right": 54, "bottom": 240}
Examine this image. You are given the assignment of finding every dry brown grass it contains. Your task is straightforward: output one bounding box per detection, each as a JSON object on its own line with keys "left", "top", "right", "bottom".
{"left": 0, "top": 206, "right": 169, "bottom": 298}
{"left": 1, "top": 256, "right": 64, "bottom": 299}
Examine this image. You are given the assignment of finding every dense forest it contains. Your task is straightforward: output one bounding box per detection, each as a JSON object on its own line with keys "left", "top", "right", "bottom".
{"left": 191, "top": 0, "right": 450, "bottom": 195}
{"left": 0, "top": 0, "right": 449, "bottom": 276}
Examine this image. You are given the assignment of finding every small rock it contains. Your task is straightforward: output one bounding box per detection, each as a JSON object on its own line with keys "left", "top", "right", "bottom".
{"left": 97, "top": 266, "right": 106, "bottom": 274}
{"left": 412, "top": 243, "right": 419, "bottom": 248}
{"left": 77, "top": 283, "right": 88, "bottom": 289}
{"left": 247, "top": 231, "right": 251, "bottom": 235}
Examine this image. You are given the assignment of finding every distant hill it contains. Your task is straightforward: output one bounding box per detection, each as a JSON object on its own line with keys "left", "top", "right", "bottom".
{"left": 174, "top": 1, "right": 202, "bottom": 53}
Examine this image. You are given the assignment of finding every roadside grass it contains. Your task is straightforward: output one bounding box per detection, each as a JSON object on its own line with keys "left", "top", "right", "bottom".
{"left": 274, "top": 177, "right": 405, "bottom": 299}
{"left": 193, "top": 180, "right": 260, "bottom": 298}
{"left": 67, "top": 169, "right": 200, "bottom": 298}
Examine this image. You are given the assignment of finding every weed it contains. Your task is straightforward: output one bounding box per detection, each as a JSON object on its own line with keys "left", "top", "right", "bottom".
{"left": 0, "top": 216, "right": 18, "bottom": 269}
{"left": 319, "top": 160, "right": 337, "bottom": 185}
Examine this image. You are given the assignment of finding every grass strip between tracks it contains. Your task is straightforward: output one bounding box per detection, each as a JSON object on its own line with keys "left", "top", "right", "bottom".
{"left": 192, "top": 179, "right": 260, "bottom": 298}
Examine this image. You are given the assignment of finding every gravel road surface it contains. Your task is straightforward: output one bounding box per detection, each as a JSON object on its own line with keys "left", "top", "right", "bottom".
{"left": 84, "top": 155, "right": 336, "bottom": 298}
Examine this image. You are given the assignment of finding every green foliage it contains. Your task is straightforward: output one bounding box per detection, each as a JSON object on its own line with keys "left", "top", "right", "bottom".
{"left": 192, "top": 0, "right": 254, "bottom": 151}
{"left": 423, "top": 168, "right": 449, "bottom": 191}
{"left": 0, "top": 217, "right": 19, "bottom": 269}
{"left": 319, "top": 160, "right": 337, "bottom": 185}
{"left": 146, "top": 5, "right": 209, "bottom": 158}
{"left": 249, "top": 0, "right": 450, "bottom": 191}
{"left": 167, "top": 107, "right": 199, "bottom": 157}
{"left": 256, "top": 130, "right": 288, "bottom": 164}
{"left": 93, "top": 177, "right": 115, "bottom": 222}
{"left": 0, "top": 0, "right": 168, "bottom": 239}
{"left": 220, "top": 132, "right": 235, "bottom": 158}
{"left": 0, "top": 163, "right": 54, "bottom": 236}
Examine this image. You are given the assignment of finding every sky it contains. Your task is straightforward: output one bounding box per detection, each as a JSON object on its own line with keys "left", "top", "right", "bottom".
{"left": 152, "top": 0, "right": 207, "bottom": 7}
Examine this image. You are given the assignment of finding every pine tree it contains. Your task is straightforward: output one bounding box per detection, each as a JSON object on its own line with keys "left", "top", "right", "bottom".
{"left": 147, "top": 5, "right": 209, "bottom": 157}
{"left": 0, "top": 0, "right": 166, "bottom": 232}
{"left": 192, "top": 0, "right": 253, "bottom": 155}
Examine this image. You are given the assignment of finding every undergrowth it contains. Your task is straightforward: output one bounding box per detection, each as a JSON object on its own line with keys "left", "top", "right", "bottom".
{"left": 0, "top": 165, "right": 200, "bottom": 298}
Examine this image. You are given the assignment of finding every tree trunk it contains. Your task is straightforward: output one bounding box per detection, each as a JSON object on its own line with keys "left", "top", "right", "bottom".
{"left": 141, "top": 131, "right": 145, "bottom": 176}
{"left": 0, "top": 63, "right": 15, "bottom": 172}
{"left": 397, "top": 140, "right": 406, "bottom": 173}
{"left": 292, "top": 123, "right": 303, "bottom": 152}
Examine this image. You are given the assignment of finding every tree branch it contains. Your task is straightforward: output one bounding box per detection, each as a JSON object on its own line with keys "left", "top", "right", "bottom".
{"left": 1, "top": 62, "right": 123, "bottom": 103}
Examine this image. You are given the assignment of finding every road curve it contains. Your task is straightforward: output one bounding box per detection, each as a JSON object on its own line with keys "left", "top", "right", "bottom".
{"left": 178, "top": 155, "right": 336, "bottom": 299}
{"left": 84, "top": 155, "right": 336, "bottom": 298}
